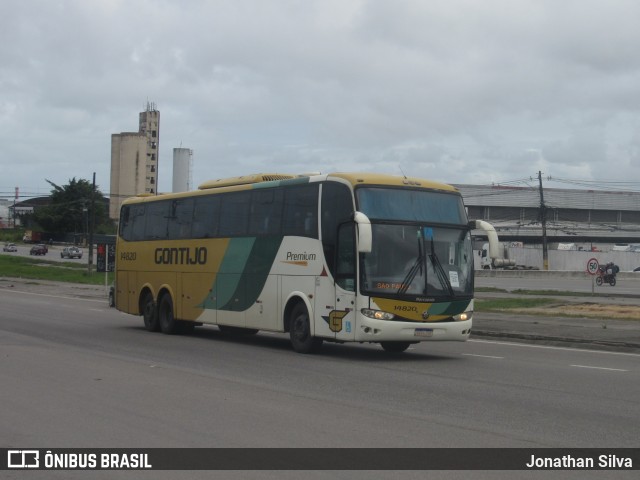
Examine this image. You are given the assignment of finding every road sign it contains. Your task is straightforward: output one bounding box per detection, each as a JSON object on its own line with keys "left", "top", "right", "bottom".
{"left": 97, "top": 244, "right": 115, "bottom": 273}
{"left": 586, "top": 258, "right": 600, "bottom": 275}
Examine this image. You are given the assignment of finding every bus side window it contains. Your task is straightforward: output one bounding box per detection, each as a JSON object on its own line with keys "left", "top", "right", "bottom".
{"left": 249, "top": 189, "right": 283, "bottom": 235}
{"left": 283, "top": 184, "right": 319, "bottom": 238}
{"left": 167, "top": 198, "right": 194, "bottom": 239}
{"left": 130, "top": 205, "right": 146, "bottom": 241}
{"left": 219, "top": 192, "right": 251, "bottom": 237}
{"left": 144, "top": 200, "right": 170, "bottom": 240}
{"left": 192, "top": 195, "right": 220, "bottom": 238}
{"left": 119, "top": 205, "right": 132, "bottom": 241}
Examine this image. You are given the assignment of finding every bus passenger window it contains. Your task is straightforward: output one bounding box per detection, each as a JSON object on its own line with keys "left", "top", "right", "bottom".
{"left": 192, "top": 195, "right": 220, "bottom": 238}
{"left": 144, "top": 201, "right": 170, "bottom": 240}
{"left": 249, "top": 189, "right": 283, "bottom": 235}
{"left": 282, "top": 185, "right": 318, "bottom": 238}
{"left": 219, "top": 192, "right": 250, "bottom": 237}
{"left": 167, "top": 198, "right": 194, "bottom": 239}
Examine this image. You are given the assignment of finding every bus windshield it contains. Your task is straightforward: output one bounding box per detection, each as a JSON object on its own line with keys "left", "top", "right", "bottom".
{"left": 360, "top": 224, "right": 473, "bottom": 299}
{"left": 356, "top": 186, "right": 467, "bottom": 225}
{"left": 356, "top": 187, "right": 472, "bottom": 299}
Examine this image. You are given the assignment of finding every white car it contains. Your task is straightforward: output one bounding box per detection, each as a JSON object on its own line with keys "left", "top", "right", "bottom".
{"left": 61, "top": 246, "right": 83, "bottom": 259}
{"left": 2, "top": 243, "right": 17, "bottom": 252}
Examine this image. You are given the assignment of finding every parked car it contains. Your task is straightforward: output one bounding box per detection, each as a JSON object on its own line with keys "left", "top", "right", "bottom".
{"left": 30, "top": 244, "right": 47, "bottom": 256}
{"left": 61, "top": 246, "right": 83, "bottom": 259}
{"left": 2, "top": 243, "right": 18, "bottom": 252}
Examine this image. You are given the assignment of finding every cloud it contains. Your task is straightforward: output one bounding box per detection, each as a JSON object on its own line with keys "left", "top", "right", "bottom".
{"left": 2, "top": 0, "right": 640, "bottom": 199}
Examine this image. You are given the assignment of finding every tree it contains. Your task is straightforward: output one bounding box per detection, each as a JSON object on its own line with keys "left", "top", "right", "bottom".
{"left": 33, "top": 178, "right": 114, "bottom": 234}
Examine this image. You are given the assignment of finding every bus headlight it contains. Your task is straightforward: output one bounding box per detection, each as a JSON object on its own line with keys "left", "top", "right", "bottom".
{"left": 361, "top": 308, "right": 395, "bottom": 321}
{"left": 453, "top": 312, "right": 472, "bottom": 322}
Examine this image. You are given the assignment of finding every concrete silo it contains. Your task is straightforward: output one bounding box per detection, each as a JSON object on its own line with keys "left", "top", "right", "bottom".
{"left": 172, "top": 148, "right": 193, "bottom": 193}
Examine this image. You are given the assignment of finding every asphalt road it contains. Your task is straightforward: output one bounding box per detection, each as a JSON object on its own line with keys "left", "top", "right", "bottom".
{"left": 1, "top": 285, "right": 639, "bottom": 479}
{"left": 2, "top": 244, "right": 90, "bottom": 263}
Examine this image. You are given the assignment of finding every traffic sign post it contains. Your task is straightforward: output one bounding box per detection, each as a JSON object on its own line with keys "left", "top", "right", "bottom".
{"left": 97, "top": 244, "right": 116, "bottom": 293}
{"left": 586, "top": 258, "right": 599, "bottom": 294}
{"left": 586, "top": 258, "right": 599, "bottom": 275}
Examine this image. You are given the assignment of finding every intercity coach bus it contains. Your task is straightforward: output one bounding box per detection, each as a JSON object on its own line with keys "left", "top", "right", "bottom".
{"left": 115, "top": 172, "right": 474, "bottom": 353}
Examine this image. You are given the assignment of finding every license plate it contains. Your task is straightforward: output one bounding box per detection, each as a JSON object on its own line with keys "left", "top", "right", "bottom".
{"left": 414, "top": 328, "right": 433, "bottom": 337}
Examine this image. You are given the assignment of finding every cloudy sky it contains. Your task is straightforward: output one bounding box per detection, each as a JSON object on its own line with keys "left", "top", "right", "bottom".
{"left": 2, "top": 0, "right": 640, "bottom": 199}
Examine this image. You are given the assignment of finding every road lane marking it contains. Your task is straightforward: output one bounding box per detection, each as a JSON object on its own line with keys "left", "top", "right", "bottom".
{"left": 462, "top": 353, "right": 504, "bottom": 359}
{"left": 0, "top": 288, "right": 104, "bottom": 303}
{"left": 570, "top": 364, "right": 628, "bottom": 372}
{"left": 469, "top": 339, "right": 640, "bottom": 357}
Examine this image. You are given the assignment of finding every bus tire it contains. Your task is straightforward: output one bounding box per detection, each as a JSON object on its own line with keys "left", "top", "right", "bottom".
{"left": 380, "top": 341, "right": 411, "bottom": 353}
{"left": 289, "top": 303, "right": 322, "bottom": 354}
{"left": 142, "top": 292, "right": 159, "bottom": 332}
{"left": 158, "top": 294, "right": 178, "bottom": 334}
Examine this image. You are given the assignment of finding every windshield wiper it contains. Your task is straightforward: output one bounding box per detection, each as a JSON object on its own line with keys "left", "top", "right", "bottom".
{"left": 397, "top": 255, "right": 423, "bottom": 295}
{"left": 398, "top": 231, "right": 425, "bottom": 295}
{"left": 428, "top": 237, "right": 455, "bottom": 296}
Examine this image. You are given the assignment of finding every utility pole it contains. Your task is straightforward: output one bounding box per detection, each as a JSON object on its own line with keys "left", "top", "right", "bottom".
{"left": 537, "top": 171, "right": 549, "bottom": 270}
{"left": 88, "top": 172, "right": 96, "bottom": 275}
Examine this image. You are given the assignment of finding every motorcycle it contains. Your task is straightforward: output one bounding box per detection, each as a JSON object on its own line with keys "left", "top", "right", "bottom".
{"left": 596, "top": 263, "right": 618, "bottom": 286}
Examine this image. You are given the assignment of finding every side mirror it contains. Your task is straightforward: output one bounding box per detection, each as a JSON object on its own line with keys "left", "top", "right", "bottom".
{"left": 353, "top": 211, "right": 372, "bottom": 253}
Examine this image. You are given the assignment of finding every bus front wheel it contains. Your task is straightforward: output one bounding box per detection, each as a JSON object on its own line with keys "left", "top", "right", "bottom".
{"left": 158, "top": 294, "right": 178, "bottom": 334}
{"left": 142, "top": 292, "right": 159, "bottom": 332}
{"left": 289, "top": 303, "right": 322, "bottom": 354}
{"left": 380, "top": 341, "right": 412, "bottom": 353}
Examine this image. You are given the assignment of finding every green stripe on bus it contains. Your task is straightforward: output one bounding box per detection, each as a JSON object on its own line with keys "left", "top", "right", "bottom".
{"left": 426, "top": 299, "right": 471, "bottom": 315}
{"left": 200, "top": 236, "right": 283, "bottom": 311}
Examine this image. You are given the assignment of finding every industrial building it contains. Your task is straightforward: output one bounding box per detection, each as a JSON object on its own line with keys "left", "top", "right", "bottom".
{"left": 109, "top": 102, "right": 160, "bottom": 220}
{"left": 172, "top": 148, "right": 193, "bottom": 193}
{"left": 457, "top": 183, "right": 640, "bottom": 246}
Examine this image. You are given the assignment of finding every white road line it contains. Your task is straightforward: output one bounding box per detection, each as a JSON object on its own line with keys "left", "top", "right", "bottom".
{"left": 469, "top": 339, "right": 640, "bottom": 357}
{"left": 0, "top": 288, "right": 104, "bottom": 303}
{"left": 462, "top": 353, "right": 504, "bottom": 359}
{"left": 570, "top": 364, "right": 628, "bottom": 372}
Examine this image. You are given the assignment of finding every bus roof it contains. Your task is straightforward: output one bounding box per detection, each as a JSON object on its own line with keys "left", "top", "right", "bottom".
{"left": 326, "top": 172, "right": 459, "bottom": 192}
{"left": 121, "top": 172, "right": 459, "bottom": 206}
{"left": 198, "top": 173, "right": 297, "bottom": 189}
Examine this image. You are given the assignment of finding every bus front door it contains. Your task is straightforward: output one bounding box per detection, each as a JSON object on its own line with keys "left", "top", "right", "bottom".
{"left": 333, "top": 223, "right": 357, "bottom": 342}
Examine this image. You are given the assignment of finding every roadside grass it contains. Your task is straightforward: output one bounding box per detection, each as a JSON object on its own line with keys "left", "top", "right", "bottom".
{"left": 475, "top": 297, "right": 560, "bottom": 312}
{"left": 476, "top": 286, "right": 581, "bottom": 296}
{"left": 0, "top": 254, "right": 113, "bottom": 285}
{"left": 475, "top": 286, "right": 632, "bottom": 299}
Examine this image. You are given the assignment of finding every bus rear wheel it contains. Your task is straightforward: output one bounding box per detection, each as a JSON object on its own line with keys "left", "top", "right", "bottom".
{"left": 142, "top": 292, "right": 159, "bottom": 332}
{"left": 289, "top": 303, "right": 322, "bottom": 354}
{"left": 158, "top": 294, "right": 178, "bottom": 334}
{"left": 380, "top": 341, "right": 412, "bottom": 353}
